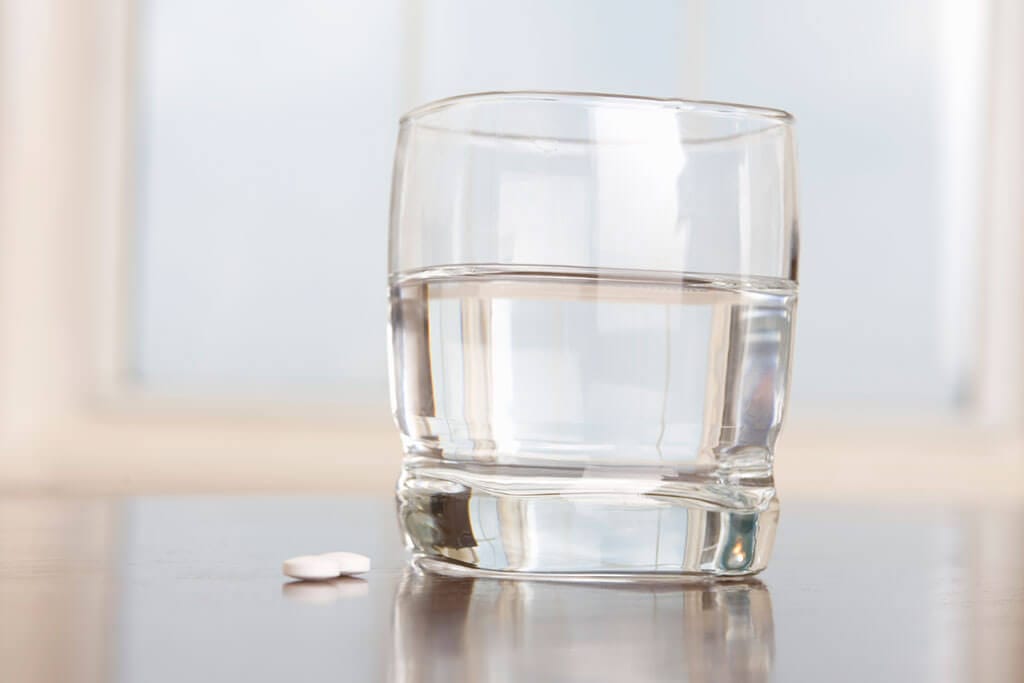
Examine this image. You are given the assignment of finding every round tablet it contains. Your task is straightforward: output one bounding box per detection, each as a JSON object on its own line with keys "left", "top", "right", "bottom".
{"left": 282, "top": 554, "right": 342, "bottom": 581}
{"left": 318, "top": 551, "right": 371, "bottom": 575}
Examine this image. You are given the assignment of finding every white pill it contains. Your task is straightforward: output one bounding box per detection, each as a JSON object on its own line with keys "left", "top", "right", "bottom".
{"left": 318, "top": 551, "right": 371, "bottom": 575}
{"left": 282, "top": 555, "right": 342, "bottom": 581}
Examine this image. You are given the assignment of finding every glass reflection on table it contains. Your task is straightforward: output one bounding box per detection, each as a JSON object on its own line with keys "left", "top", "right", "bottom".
{"left": 392, "top": 570, "right": 774, "bottom": 682}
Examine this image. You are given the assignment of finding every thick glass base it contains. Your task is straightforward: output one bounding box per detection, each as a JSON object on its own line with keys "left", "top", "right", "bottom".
{"left": 397, "top": 464, "right": 779, "bottom": 579}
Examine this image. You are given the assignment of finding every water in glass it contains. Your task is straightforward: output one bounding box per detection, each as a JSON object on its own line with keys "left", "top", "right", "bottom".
{"left": 391, "top": 264, "right": 795, "bottom": 577}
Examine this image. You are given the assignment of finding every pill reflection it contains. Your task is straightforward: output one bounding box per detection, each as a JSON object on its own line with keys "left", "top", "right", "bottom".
{"left": 282, "top": 577, "right": 369, "bottom": 604}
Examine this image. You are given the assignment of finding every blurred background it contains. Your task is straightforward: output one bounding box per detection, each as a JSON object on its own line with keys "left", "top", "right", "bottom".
{"left": 1, "top": 3, "right": 1024, "bottom": 681}
{"left": 0, "top": 0, "right": 1022, "bottom": 495}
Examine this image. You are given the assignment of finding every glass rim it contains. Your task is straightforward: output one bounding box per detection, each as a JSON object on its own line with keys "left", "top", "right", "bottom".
{"left": 400, "top": 90, "right": 795, "bottom": 131}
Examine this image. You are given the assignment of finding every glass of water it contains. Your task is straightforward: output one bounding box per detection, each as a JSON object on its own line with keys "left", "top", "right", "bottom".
{"left": 389, "top": 92, "right": 798, "bottom": 578}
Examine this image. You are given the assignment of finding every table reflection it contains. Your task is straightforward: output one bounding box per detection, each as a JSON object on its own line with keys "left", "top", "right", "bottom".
{"left": 392, "top": 571, "right": 774, "bottom": 682}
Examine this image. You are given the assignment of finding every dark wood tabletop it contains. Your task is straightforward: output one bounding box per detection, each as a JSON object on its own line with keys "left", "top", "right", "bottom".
{"left": 2, "top": 494, "right": 1022, "bottom": 682}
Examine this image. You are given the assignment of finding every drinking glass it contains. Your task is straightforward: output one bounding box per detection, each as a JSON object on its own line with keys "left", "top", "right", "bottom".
{"left": 388, "top": 92, "right": 798, "bottom": 578}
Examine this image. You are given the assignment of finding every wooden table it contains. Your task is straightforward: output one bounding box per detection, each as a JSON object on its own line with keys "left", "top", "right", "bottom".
{"left": 2, "top": 494, "right": 1022, "bottom": 682}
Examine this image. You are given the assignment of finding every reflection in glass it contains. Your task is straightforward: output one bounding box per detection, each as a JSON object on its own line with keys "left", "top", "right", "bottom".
{"left": 392, "top": 570, "right": 774, "bottom": 682}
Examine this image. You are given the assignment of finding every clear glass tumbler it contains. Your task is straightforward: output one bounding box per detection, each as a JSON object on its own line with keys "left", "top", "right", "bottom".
{"left": 388, "top": 92, "right": 798, "bottom": 578}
